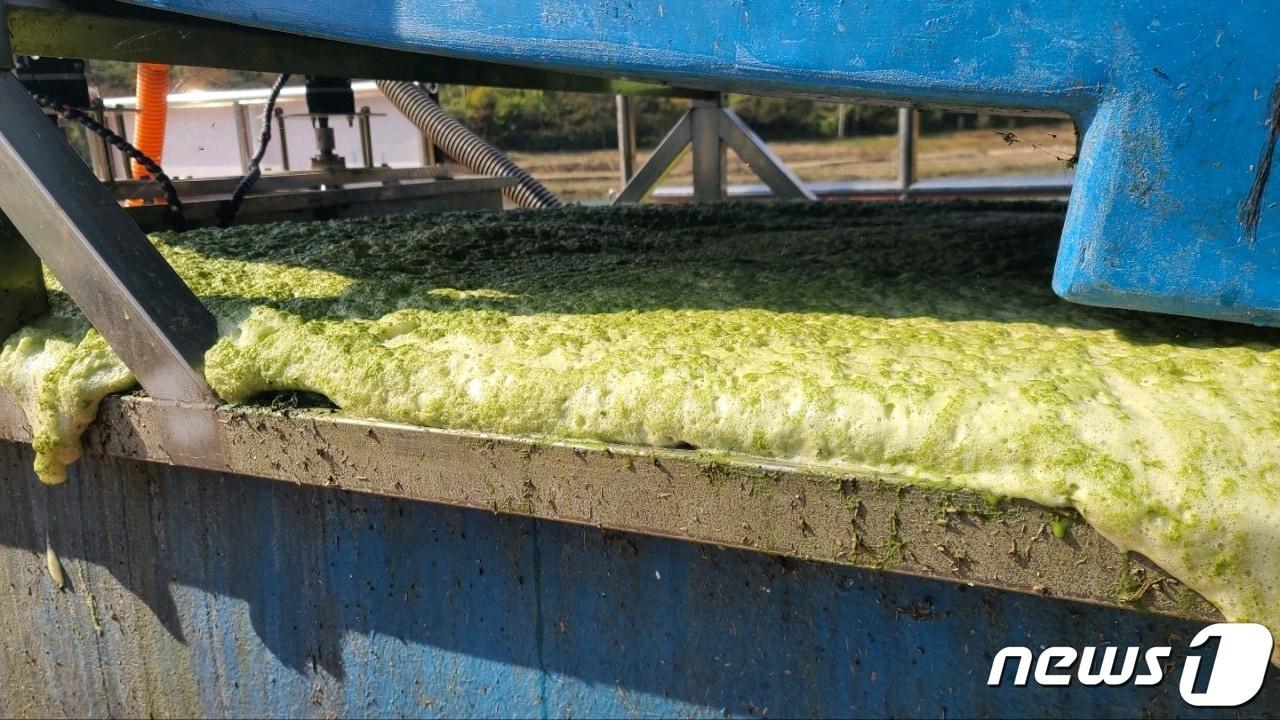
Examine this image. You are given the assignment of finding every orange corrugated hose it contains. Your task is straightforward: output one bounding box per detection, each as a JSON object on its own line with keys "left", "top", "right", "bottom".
{"left": 130, "top": 63, "right": 170, "bottom": 184}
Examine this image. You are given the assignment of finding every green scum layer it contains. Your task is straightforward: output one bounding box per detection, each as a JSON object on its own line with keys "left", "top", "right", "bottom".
{"left": 3, "top": 201, "right": 1279, "bottom": 651}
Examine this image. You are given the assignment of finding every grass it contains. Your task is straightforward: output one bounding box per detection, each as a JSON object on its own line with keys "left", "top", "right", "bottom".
{"left": 508, "top": 122, "right": 1077, "bottom": 203}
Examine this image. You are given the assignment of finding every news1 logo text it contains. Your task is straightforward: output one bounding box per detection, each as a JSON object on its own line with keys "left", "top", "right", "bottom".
{"left": 987, "top": 623, "right": 1272, "bottom": 707}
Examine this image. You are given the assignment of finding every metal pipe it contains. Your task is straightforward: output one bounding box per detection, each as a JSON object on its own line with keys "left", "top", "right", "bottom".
{"left": 358, "top": 106, "right": 374, "bottom": 168}
{"left": 377, "top": 79, "right": 560, "bottom": 209}
{"left": 110, "top": 105, "right": 130, "bottom": 179}
{"left": 616, "top": 95, "right": 636, "bottom": 185}
{"left": 233, "top": 101, "right": 252, "bottom": 173}
{"left": 690, "top": 97, "right": 726, "bottom": 202}
{"left": 274, "top": 106, "right": 290, "bottom": 171}
{"left": 87, "top": 97, "right": 114, "bottom": 182}
{"left": 897, "top": 106, "right": 918, "bottom": 195}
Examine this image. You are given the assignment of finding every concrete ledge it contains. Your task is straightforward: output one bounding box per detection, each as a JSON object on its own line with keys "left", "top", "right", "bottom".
{"left": 0, "top": 391, "right": 1218, "bottom": 623}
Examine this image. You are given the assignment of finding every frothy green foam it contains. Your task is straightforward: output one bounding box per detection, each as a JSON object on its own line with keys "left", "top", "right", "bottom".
{"left": 3, "top": 201, "right": 1278, "bottom": 654}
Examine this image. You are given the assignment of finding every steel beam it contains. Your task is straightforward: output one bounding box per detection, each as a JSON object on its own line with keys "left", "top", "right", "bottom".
{"left": 690, "top": 98, "right": 727, "bottom": 203}
{"left": 5, "top": 0, "right": 708, "bottom": 99}
{"left": 897, "top": 107, "right": 918, "bottom": 195}
{"left": 615, "top": 95, "right": 637, "bottom": 185}
{"left": 614, "top": 99, "right": 813, "bottom": 204}
{"left": 106, "top": 165, "right": 456, "bottom": 203}
{"left": 0, "top": 73, "right": 217, "bottom": 404}
{"left": 613, "top": 111, "right": 693, "bottom": 204}
{"left": 124, "top": 175, "right": 513, "bottom": 231}
{"left": 719, "top": 108, "right": 817, "bottom": 201}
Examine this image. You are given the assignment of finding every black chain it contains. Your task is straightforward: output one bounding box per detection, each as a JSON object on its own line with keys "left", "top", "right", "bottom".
{"left": 216, "top": 74, "right": 290, "bottom": 228}
{"left": 28, "top": 92, "right": 186, "bottom": 232}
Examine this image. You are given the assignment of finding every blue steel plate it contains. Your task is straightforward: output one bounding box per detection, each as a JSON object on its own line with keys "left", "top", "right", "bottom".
{"left": 121, "top": 0, "right": 1280, "bottom": 326}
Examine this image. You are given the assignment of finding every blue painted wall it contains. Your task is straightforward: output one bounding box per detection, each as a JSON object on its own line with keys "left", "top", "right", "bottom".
{"left": 120, "top": 0, "right": 1280, "bottom": 326}
{"left": 0, "top": 443, "right": 1276, "bottom": 717}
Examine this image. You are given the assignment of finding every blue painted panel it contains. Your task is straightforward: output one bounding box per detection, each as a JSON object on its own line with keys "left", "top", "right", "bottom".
{"left": 121, "top": 0, "right": 1280, "bottom": 325}
{"left": 1, "top": 445, "right": 1278, "bottom": 717}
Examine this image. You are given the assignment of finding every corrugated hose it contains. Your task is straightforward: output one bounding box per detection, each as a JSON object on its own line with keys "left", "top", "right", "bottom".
{"left": 376, "top": 80, "right": 562, "bottom": 209}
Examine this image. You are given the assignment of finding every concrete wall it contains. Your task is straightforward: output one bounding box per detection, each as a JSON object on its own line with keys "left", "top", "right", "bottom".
{"left": 0, "top": 442, "right": 1275, "bottom": 717}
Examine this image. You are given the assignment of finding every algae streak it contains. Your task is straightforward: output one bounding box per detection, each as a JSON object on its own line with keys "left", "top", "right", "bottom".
{"left": 2, "top": 201, "right": 1280, "bottom": 655}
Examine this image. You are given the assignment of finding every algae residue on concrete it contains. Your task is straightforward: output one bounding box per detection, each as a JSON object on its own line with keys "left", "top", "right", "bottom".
{"left": 1, "top": 200, "right": 1279, "bottom": 657}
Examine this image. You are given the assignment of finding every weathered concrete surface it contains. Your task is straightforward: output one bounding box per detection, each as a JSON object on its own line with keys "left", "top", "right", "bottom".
{"left": 0, "top": 392, "right": 1219, "bottom": 623}
{"left": 1, "top": 440, "right": 1278, "bottom": 718}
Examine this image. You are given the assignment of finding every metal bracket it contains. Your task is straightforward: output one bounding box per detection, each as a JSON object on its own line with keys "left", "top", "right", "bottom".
{"left": 613, "top": 96, "right": 815, "bottom": 204}
{"left": 0, "top": 71, "right": 218, "bottom": 405}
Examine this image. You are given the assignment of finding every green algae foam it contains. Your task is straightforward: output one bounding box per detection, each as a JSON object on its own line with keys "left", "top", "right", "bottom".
{"left": 3, "top": 201, "right": 1279, "bottom": 652}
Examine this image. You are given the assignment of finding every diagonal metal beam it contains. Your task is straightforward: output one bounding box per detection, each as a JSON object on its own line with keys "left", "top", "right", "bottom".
{"left": 719, "top": 108, "right": 817, "bottom": 201}
{"left": 0, "top": 73, "right": 217, "bottom": 404}
{"left": 614, "top": 100, "right": 814, "bottom": 204}
{"left": 612, "top": 111, "right": 692, "bottom": 205}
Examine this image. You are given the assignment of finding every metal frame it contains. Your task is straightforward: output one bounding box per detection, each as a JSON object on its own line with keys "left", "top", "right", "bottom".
{"left": 106, "top": 165, "right": 458, "bottom": 203}
{"left": 614, "top": 95, "right": 816, "bottom": 204}
{"left": 0, "top": 64, "right": 218, "bottom": 407}
{"left": 124, "top": 175, "right": 513, "bottom": 231}
{"left": 0, "top": 0, "right": 544, "bottom": 411}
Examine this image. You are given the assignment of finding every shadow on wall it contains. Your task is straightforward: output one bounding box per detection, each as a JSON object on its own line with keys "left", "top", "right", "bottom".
{"left": 0, "top": 443, "right": 1277, "bottom": 717}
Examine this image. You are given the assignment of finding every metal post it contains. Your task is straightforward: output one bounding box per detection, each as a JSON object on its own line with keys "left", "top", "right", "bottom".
{"left": 0, "top": 73, "right": 217, "bottom": 404}
{"left": 690, "top": 96, "right": 726, "bottom": 202}
{"left": 233, "top": 101, "right": 252, "bottom": 173}
{"left": 357, "top": 106, "right": 374, "bottom": 168}
{"left": 109, "top": 105, "right": 129, "bottom": 179}
{"left": 616, "top": 95, "right": 637, "bottom": 185}
{"left": 897, "top": 106, "right": 918, "bottom": 195}
{"left": 274, "top": 106, "right": 290, "bottom": 171}
{"left": 86, "top": 97, "right": 114, "bottom": 182}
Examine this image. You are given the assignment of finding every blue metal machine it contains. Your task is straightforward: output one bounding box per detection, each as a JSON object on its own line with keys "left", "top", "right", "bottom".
{"left": 121, "top": 0, "right": 1280, "bottom": 326}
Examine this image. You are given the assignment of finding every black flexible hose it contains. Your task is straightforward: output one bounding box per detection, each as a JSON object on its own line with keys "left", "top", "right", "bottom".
{"left": 376, "top": 80, "right": 562, "bottom": 209}
{"left": 29, "top": 93, "right": 186, "bottom": 231}
{"left": 216, "top": 73, "right": 291, "bottom": 227}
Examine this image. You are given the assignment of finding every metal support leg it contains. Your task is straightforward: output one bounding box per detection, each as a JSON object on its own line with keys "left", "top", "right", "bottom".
{"left": 110, "top": 105, "right": 129, "bottom": 179}
{"left": 613, "top": 96, "right": 813, "bottom": 204}
{"left": 612, "top": 111, "right": 692, "bottom": 204}
{"left": 690, "top": 98, "right": 726, "bottom": 202}
{"left": 357, "top": 106, "right": 374, "bottom": 168}
{"left": 719, "top": 109, "right": 816, "bottom": 201}
{"left": 87, "top": 98, "right": 114, "bottom": 182}
{"left": 234, "top": 101, "right": 252, "bottom": 173}
{"left": 0, "top": 73, "right": 218, "bottom": 405}
{"left": 897, "top": 106, "right": 918, "bottom": 196}
{"left": 274, "top": 106, "right": 290, "bottom": 171}
{"left": 616, "top": 95, "right": 636, "bottom": 185}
